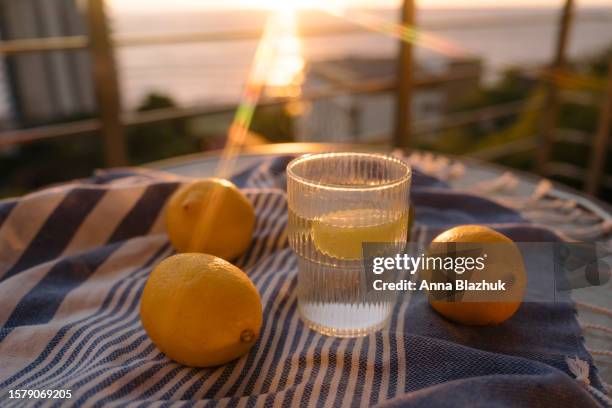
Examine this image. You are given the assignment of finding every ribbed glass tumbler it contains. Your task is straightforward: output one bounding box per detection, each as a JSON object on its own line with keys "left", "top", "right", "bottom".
{"left": 287, "top": 153, "right": 411, "bottom": 337}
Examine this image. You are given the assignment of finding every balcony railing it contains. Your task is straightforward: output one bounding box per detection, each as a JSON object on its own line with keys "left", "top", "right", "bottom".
{"left": 0, "top": 0, "right": 611, "bottom": 194}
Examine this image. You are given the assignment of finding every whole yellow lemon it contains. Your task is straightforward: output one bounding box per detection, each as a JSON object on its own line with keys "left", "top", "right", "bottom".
{"left": 140, "top": 253, "right": 263, "bottom": 367}
{"left": 166, "top": 179, "right": 255, "bottom": 261}
{"left": 423, "top": 225, "right": 526, "bottom": 326}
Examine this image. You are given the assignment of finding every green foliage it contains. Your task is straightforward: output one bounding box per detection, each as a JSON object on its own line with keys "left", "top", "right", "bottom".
{"left": 558, "top": 102, "right": 599, "bottom": 134}
{"left": 126, "top": 93, "right": 196, "bottom": 164}
{"left": 588, "top": 45, "right": 612, "bottom": 77}
{"left": 424, "top": 42, "right": 612, "bottom": 201}
{"left": 0, "top": 91, "right": 300, "bottom": 197}
{"left": 249, "top": 104, "right": 296, "bottom": 144}
{"left": 420, "top": 69, "right": 540, "bottom": 155}
{"left": 454, "top": 69, "right": 533, "bottom": 111}
{"left": 0, "top": 133, "right": 103, "bottom": 198}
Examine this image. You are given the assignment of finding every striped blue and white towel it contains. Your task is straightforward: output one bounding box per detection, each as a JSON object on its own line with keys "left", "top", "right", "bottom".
{"left": 0, "top": 156, "right": 606, "bottom": 407}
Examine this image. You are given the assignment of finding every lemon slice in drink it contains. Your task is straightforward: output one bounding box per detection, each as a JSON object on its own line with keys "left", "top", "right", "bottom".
{"left": 312, "top": 209, "right": 407, "bottom": 260}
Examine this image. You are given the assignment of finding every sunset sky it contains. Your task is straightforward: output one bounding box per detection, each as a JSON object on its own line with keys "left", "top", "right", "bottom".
{"left": 108, "top": 0, "right": 612, "bottom": 12}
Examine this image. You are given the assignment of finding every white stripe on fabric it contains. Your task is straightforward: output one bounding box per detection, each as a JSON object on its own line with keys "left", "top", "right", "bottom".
{"left": 234, "top": 192, "right": 268, "bottom": 269}
{"left": 249, "top": 289, "right": 298, "bottom": 397}
{"left": 396, "top": 302, "right": 409, "bottom": 395}
{"left": 0, "top": 188, "right": 70, "bottom": 277}
{"left": 325, "top": 339, "right": 349, "bottom": 406}
{"left": 270, "top": 311, "right": 311, "bottom": 408}
{"left": 73, "top": 347, "right": 164, "bottom": 406}
{"left": 283, "top": 329, "right": 320, "bottom": 407}
{"left": 32, "top": 270, "right": 162, "bottom": 393}
{"left": 243, "top": 201, "right": 288, "bottom": 281}
{"left": 33, "top": 272, "right": 163, "bottom": 394}
{"left": 238, "top": 272, "right": 297, "bottom": 397}
{"left": 240, "top": 192, "right": 285, "bottom": 270}
{"left": 63, "top": 184, "right": 148, "bottom": 255}
{"left": 0, "top": 260, "right": 56, "bottom": 327}
{"left": 362, "top": 333, "right": 377, "bottom": 407}
{"left": 201, "top": 251, "right": 294, "bottom": 401}
{"left": 380, "top": 327, "right": 392, "bottom": 405}
{"left": 3, "top": 252, "right": 170, "bottom": 402}
{"left": 52, "top": 237, "right": 168, "bottom": 332}
{"left": 339, "top": 338, "right": 364, "bottom": 408}
{"left": 0, "top": 243, "right": 154, "bottom": 388}
{"left": 261, "top": 296, "right": 300, "bottom": 397}
{"left": 89, "top": 347, "right": 178, "bottom": 406}
{"left": 277, "top": 318, "right": 314, "bottom": 405}
{"left": 213, "top": 254, "right": 294, "bottom": 401}
{"left": 306, "top": 336, "right": 335, "bottom": 408}
{"left": 2, "top": 237, "right": 170, "bottom": 390}
{"left": 256, "top": 196, "right": 288, "bottom": 257}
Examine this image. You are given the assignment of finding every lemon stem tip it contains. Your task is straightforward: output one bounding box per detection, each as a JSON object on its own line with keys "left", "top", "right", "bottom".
{"left": 240, "top": 329, "right": 255, "bottom": 343}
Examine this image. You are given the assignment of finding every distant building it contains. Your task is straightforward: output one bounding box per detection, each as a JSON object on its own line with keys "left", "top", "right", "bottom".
{"left": 295, "top": 55, "right": 482, "bottom": 143}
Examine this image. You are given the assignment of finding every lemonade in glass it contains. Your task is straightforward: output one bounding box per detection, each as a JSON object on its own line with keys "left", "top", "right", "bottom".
{"left": 287, "top": 153, "right": 411, "bottom": 337}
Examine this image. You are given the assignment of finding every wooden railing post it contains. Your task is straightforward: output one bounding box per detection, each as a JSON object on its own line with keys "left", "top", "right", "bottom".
{"left": 586, "top": 58, "right": 612, "bottom": 195}
{"left": 393, "top": 0, "right": 415, "bottom": 148}
{"left": 87, "top": 0, "right": 127, "bottom": 167}
{"left": 536, "top": 0, "right": 574, "bottom": 174}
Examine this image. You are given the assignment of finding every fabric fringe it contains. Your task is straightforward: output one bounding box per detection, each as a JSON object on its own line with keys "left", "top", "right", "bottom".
{"left": 566, "top": 357, "right": 612, "bottom": 406}
{"left": 404, "top": 152, "right": 611, "bottom": 241}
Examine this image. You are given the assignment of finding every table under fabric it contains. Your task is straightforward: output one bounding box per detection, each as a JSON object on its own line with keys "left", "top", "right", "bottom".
{"left": 0, "top": 155, "right": 608, "bottom": 407}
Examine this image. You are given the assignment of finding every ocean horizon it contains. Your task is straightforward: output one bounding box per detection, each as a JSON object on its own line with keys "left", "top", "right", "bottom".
{"left": 1, "top": 6, "right": 611, "bottom": 120}
{"left": 111, "top": 7, "right": 612, "bottom": 109}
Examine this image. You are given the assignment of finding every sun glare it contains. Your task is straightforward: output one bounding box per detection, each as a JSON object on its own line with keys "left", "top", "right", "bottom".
{"left": 241, "top": 0, "right": 349, "bottom": 13}
{"left": 264, "top": 9, "right": 305, "bottom": 97}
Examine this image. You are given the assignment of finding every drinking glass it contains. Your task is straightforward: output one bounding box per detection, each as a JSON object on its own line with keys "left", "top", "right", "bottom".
{"left": 287, "top": 152, "right": 411, "bottom": 337}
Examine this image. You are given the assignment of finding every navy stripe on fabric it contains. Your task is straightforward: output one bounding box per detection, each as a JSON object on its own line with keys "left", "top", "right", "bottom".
{"left": 35, "top": 314, "right": 145, "bottom": 389}
{"left": 71, "top": 345, "right": 163, "bottom": 407}
{"left": 0, "top": 241, "right": 122, "bottom": 342}
{"left": 159, "top": 368, "right": 200, "bottom": 401}
{"left": 369, "top": 332, "right": 385, "bottom": 406}
{"left": 0, "top": 199, "right": 17, "bottom": 229}
{"left": 56, "top": 333, "right": 153, "bottom": 394}
{"left": 230, "top": 164, "right": 261, "bottom": 188}
{"left": 332, "top": 338, "right": 358, "bottom": 408}
{"left": 4, "top": 182, "right": 178, "bottom": 371}
{"left": 386, "top": 303, "right": 402, "bottom": 400}
{"left": 19, "top": 251, "right": 168, "bottom": 390}
{"left": 220, "top": 253, "right": 295, "bottom": 398}
{"left": 316, "top": 338, "right": 341, "bottom": 408}
{"left": 232, "top": 193, "right": 263, "bottom": 269}
{"left": 138, "top": 365, "right": 186, "bottom": 401}
{"left": 280, "top": 328, "right": 317, "bottom": 408}
{"left": 235, "top": 193, "right": 276, "bottom": 269}
{"left": 230, "top": 218, "right": 293, "bottom": 396}
{"left": 298, "top": 335, "right": 326, "bottom": 407}
{"left": 5, "top": 253, "right": 161, "bottom": 393}
{"left": 64, "top": 320, "right": 144, "bottom": 377}
{"left": 199, "top": 252, "right": 295, "bottom": 400}
{"left": 2, "top": 187, "right": 107, "bottom": 282}
{"left": 352, "top": 336, "right": 370, "bottom": 407}
{"left": 248, "top": 195, "right": 287, "bottom": 266}
{"left": 240, "top": 277, "right": 297, "bottom": 395}
{"left": 252, "top": 289, "right": 298, "bottom": 395}
{"left": 0, "top": 244, "right": 170, "bottom": 389}
{"left": 89, "top": 352, "right": 169, "bottom": 407}
{"left": 271, "top": 302, "right": 307, "bottom": 392}
{"left": 107, "top": 182, "right": 179, "bottom": 243}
